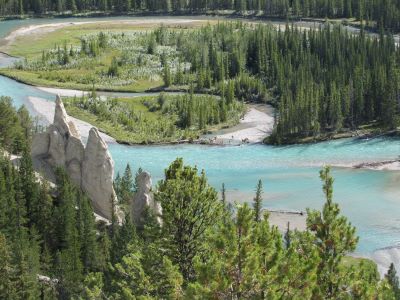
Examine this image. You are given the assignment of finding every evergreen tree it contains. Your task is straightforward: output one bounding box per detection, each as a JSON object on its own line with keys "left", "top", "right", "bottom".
{"left": 307, "top": 166, "right": 359, "bottom": 299}
{"left": 386, "top": 263, "right": 400, "bottom": 299}
{"left": 155, "top": 158, "right": 222, "bottom": 281}
{"left": 0, "top": 233, "right": 15, "bottom": 299}
{"left": 163, "top": 63, "right": 172, "bottom": 87}
{"left": 253, "top": 179, "right": 263, "bottom": 222}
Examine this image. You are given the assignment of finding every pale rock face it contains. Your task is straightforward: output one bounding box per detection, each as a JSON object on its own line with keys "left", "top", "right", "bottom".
{"left": 66, "top": 159, "right": 82, "bottom": 187}
{"left": 65, "top": 136, "right": 84, "bottom": 168}
{"left": 82, "top": 128, "right": 118, "bottom": 221}
{"left": 131, "top": 171, "right": 162, "bottom": 225}
{"left": 53, "top": 95, "right": 71, "bottom": 136}
{"left": 31, "top": 132, "right": 50, "bottom": 157}
{"left": 47, "top": 125, "right": 66, "bottom": 167}
{"left": 31, "top": 95, "right": 123, "bottom": 223}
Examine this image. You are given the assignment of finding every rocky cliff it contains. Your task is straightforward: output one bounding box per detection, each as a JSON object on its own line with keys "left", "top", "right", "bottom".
{"left": 131, "top": 171, "right": 162, "bottom": 226}
{"left": 32, "top": 95, "right": 123, "bottom": 222}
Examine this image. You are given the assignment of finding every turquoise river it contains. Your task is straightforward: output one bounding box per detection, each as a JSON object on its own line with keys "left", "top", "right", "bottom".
{"left": 1, "top": 17, "right": 400, "bottom": 266}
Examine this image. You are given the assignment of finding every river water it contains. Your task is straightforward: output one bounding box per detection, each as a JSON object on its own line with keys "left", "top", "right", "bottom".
{"left": 1, "top": 17, "right": 400, "bottom": 266}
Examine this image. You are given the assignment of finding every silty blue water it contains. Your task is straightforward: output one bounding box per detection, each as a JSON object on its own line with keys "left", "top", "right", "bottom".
{"left": 1, "top": 17, "right": 400, "bottom": 258}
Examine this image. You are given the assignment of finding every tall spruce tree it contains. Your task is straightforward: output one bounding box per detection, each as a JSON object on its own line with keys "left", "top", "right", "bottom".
{"left": 253, "top": 179, "right": 263, "bottom": 222}
{"left": 307, "top": 166, "right": 358, "bottom": 299}
{"left": 386, "top": 263, "right": 400, "bottom": 300}
{"left": 155, "top": 158, "right": 222, "bottom": 281}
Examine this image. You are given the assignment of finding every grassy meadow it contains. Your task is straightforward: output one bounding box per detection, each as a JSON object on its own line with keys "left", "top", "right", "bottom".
{"left": 0, "top": 21, "right": 211, "bottom": 92}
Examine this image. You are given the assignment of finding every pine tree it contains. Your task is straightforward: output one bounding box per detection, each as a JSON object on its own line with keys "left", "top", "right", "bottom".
{"left": 307, "top": 166, "right": 359, "bottom": 299}
{"left": 386, "top": 263, "right": 400, "bottom": 299}
{"left": 253, "top": 179, "right": 263, "bottom": 222}
{"left": 83, "top": 272, "right": 104, "bottom": 299}
{"left": 77, "top": 192, "right": 98, "bottom": 273}
{"left": 119, "top": 164, "right": 134, "bottom": 204}
{"left": 111, "top": 243, "right": 152, "bottom": 297}
{"left": 155, "top": 158, "right": 222, "bottom": 281}
{"left": 0, "top": 233, "right": 15, "bottom": 299}
{"left": 221, "top": 183, "right": 226, "bottom": 206}
{"left": 163, "top": 63, "right": 172, "bottom": 87}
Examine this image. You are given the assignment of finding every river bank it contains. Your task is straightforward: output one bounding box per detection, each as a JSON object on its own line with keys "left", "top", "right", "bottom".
{"left": 28, "top": 92, "right": 273, "bottom": 145}
{"left": 2, "top": 17, "right": 400, "bottom": 275}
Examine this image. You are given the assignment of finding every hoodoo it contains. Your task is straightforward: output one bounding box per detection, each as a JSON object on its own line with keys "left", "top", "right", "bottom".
{"left": 32, "top": 95, "right": 123, "bottom": 222}
{"left": 131, "top": 171, "right": 162, "bottom": 226}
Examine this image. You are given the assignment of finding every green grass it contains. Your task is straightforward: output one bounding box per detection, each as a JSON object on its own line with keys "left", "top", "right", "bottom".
{"left": 64, "top": 95, "right": 243, "bottom": 144}
{"left": 341, "top": 256, "right": 377, "bottom": 269}
{"left": 3, "top": 21, "right": 209, "bottom": 58}
{"left": 0, "top": 21, "right": 209, "bottom": 92}
{"left": 0, "top": 68, "right": 163, "bottom": 92}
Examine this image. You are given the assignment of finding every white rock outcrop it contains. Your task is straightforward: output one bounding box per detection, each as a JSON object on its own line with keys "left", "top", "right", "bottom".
{"left": 32, "top": 95, "right": 122, "bottom": 222}
{"left": 82, "top": 128, "right": 121, "bottom": 221}
{"left": 131, "top": 171, "right": 162, "bottom": 225}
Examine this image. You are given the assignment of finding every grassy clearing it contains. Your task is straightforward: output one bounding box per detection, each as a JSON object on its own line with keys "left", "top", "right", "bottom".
{"left": 1, "top": 21, "right": 211, "bottom": 91}
{"left": 341, "top": 256, "right": 377, "bottom": 270}
{"left": 0, "top": 68, "right": 162, "bottom": 92}
{"left": 3, "top": 21, "right": 210, "bottom": 58}
{"left": 64, "top": 93, "right": 245, "bottom": 144}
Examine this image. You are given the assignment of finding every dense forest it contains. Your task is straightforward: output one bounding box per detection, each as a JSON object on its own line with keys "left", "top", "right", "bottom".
{"left": 12, "top": 22, "right": 400, "bottom": 143}
{"left": 1, "top": 0, "right": 400, "bottom": 31}
{"left": 170, "top": 22, "right": 400, "bottom": 143}
{"left": 1, "top": 94, "right": 400, "bottom": 298}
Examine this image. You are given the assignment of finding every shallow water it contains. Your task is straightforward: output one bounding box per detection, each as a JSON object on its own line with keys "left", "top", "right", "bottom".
{"left": 108, "top": 141, "right": 400, "bottom": 255}
{"left": 1, "top": 17, "right": 400, "bottom": 262}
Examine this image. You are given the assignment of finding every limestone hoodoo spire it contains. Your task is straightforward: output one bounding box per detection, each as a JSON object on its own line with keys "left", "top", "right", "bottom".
{"left": 131, "top": 171, "right": 162, "bottom": 226}
{"left": 82, "top": 127, "right": 121, "bottom": 221}
{"left": 31, "top": 95, "right": 123, "bottom": 223}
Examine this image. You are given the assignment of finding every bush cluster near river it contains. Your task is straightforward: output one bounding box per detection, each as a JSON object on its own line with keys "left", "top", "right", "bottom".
{"left": 64, "top": 91, "right": 245, "bottom": 144}
{"left": 2, "top": 21, "right": 400, "bottom": 144}
{"left": 1, "top": 96, "right": 400, "bottom": 299}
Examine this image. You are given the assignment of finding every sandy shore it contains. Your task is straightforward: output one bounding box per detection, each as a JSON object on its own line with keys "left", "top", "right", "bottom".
{"left": 372, "top": 246, "right": 400, "bottom": 277}
{"left": 268, "top": 210, "right": 307, "bottom": 232}
{"left": 28, "top": 96, "right": 115, "bottom": 143}
{"left": 213, "top": 104, "right": 274, "bottom": 144}
{"left": 353, "top": 160, "right": 400, "bottom": 171}
{"left": 2, "top": 19, "right": 201, "bottom": 49}
{"left": 37, "top": 86, "right": 89, "bottom": 97}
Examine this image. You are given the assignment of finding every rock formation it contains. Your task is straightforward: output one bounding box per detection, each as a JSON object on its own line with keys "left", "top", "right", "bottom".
{"left": 32, "top": 95, "right": 123, "bottom": 223}
{"left": 131, "top": 171, "right": 162, "bottom": 225}
{"left": 82, "top": 128, "right": 119, "bottom": 222}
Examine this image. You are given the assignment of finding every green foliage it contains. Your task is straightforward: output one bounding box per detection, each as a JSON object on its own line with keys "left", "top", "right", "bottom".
{"left": 307, "top": 166, "right": 359, "bottom": 299}
{"left": 155, "top": 158, "right": 222, "bottom": 281}
{"left": 107, "top": 57, "right": 120, "bottom": 77}
{"left": 253, "top": 179, "right": 263, "bottom": 222}
{"left": 114, "top": 164, "right": 135, "bottom": 204}
{"left": 386, "top": 263, "right": 400, "bottom": 299}
{"left": 0, "top": 99, "right": 396, "bottom": 298}
{"left": 64, "top": 93, "right": 244, "bottom": 144}
{"left": 82, "top": 272, "right": 104, "bottom": 300}
{"left": 13, "top": 22, "right": 400, "bottom": 144}
{"left": 187, "top": 203, "right": 318, "bottom": 299}
{"left": 0, "top": 97, "right": 32, "bottom": 154}
{"left": 1, "top": 0, "right": 400, "bottom": 32}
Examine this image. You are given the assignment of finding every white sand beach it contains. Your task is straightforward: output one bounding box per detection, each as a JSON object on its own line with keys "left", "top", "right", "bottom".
{"left": 37, "top": 86, "right": 89, "bottom": 97}
{"left": 214, "top": 104, "right": 275, "bottom": 143}
{"left": 2, "top": 19, "right": 201, "bottom": 49}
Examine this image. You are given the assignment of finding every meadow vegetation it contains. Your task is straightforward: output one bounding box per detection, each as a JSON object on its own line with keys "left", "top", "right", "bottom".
{"left": 64, "top": 91, "right": 245, "bottom": 144}
{"left": 4, "top": 21, "right": 400, "bottom": 144}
